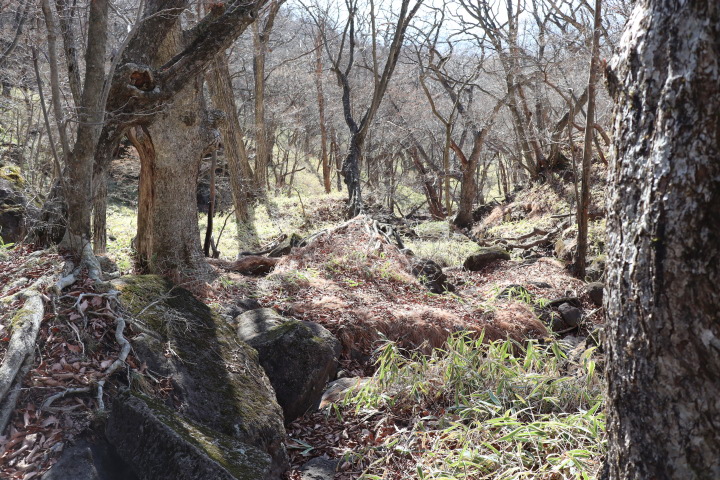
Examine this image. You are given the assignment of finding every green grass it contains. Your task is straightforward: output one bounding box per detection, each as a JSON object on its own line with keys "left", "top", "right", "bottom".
{"left": 341, "top": 334, "right": 605, "bottom": 480}
{"left": 403, "top": 221, "right": 479, "bottom": 267}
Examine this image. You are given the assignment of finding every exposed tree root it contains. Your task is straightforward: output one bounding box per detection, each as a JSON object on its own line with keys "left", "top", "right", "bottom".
{"left": 41, "top": 292, "right": 131, "bottom": 412}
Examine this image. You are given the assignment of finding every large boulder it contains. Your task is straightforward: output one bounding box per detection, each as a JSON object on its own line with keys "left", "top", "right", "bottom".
{"left": 463, "top": 247, "right": 511, "bottom": 271}
{"left": 237, "top": 309, "right": 341, "bottom": 424}
{"left": 106, "top": 392, "right": 272, "bottom": 480}
{"left": 111, "top": 276, "right": 288, "bottom": 476}
{"left": 0, "top": 165, "right": 28, "bottom": 243}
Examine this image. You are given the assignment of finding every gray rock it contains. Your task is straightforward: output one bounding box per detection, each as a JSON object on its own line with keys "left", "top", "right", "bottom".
{"left": 586, "top": 282, "right": 604, "bottom": 306}
{"left": 557, "top": 303, "right": 582, "bottom": 328}
{"left": 410, "top": 258, "right": 455, "bottom": 293}
{"left": 463, "top": 247, "right": 511, "bottom": 271}
{"left": 237, "top": 309, "right": 341, "bottom": 423}
{"left": 112, "top": 276, "right": 288, "bottom": 475}
{"left": 106, "top": 392, "right": 272, "bottom": 480}
{"left": 41, "top": 438, "right": 138, "bottom": 480}
{"left": 300, "top": 457, "right": 339, "bottom": 480}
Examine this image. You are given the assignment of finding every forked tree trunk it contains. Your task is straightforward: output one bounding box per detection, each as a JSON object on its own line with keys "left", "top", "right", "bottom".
{"left": 603, "top": 1, "right": 720, "bottom": 478}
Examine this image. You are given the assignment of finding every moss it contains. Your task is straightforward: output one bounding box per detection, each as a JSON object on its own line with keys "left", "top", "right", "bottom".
{"left": 8, "top": 305, "right": 32, "bottom": 332}
{"left": 0, "top": 165, "right": 25, "bottom": 187}
{"left": 130, "top": 392, "right": 270, "bottom": 479}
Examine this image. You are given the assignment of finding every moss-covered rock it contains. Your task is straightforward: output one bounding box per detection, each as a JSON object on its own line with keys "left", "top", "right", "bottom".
{"left": 111, "top": 276, "right": 288, "bottom": 476}
{"left": 236, "top": 308, "right": 341, "bottom": 423}
{"left": 106, "top": 392, "right": 272, "bottom": 480}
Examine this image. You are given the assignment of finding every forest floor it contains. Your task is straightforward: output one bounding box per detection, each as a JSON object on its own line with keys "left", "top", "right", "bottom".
{"left": 0, "top": 155, "right": 609, "bottom": 479}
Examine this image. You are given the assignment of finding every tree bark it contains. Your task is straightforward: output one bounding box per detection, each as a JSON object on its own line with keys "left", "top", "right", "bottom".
{"left": 603, "top": 1, "right": 720, "bottom": 478}
{"left": 92, "top": 165, "right": 108, "bottom": 254}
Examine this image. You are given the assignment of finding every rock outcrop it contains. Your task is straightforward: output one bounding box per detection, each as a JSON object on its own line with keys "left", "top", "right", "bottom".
{"left": 410, "top": 258, "right": 454, "bottom": 294}
{"left": 106, "top": 392, "right": 273, "bottom": 480}
{"left": 237, "top": 308, "right": 341, "bottom": 423}
{"left": 111, "top": 276, "right": 288, "bottom": 477}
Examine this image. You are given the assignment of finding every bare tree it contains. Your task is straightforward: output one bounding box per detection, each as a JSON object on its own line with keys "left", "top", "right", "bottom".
{"left": 310, "top": 0, "right": 424, "bottom": 217}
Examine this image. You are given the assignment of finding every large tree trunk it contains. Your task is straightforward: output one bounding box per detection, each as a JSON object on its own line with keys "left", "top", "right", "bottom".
{"left": 129, "top": 94, "right": 209, "bottom": 275}
{"left": 603, "top": 1, "right": 720, "bottom": 478}
{"left": 59, "top": 0, "right": 107, "bottom": 279}
{"left": 128, "top": 24, "right": 211, "bottom": 275}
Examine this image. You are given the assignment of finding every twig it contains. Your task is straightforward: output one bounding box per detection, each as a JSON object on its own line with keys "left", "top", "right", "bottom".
{"left": 41, "top": 387, "right": 92, "bottom": 411}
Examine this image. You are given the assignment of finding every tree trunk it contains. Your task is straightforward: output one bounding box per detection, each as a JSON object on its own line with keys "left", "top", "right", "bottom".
{"left": 252, "top": 20, "right": 270, "bottom": 192}
{"left": 128, "top": 23, "right": 211, "bottom": 275}
{"left": 330, "top": 128, "right": 342, "bottom": 191}
{"left": 603, "top": 1, "right": 720, "bottom": 478}
{"left": 574, "top": 0, "right": 601, "bottom": 279}
{"left": 342, "top": 133, "right": 364, "bottom": 217}
{"left": 314, "top": 29, "right": 331, "bottom": 194}
{"left": 129, "top": 92, "right": 209, "bottom": 275}
{"left": 207, "top": 53, "right": 254, "bottom": 225}
{"left": 409, "top": 147, "right": 444, "bottom": 219}
{"left": 59, "top": 0, "right": 108, "bottom": 278}
{"left": 92, "top": 164, "right": 108, "bottom": 254}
